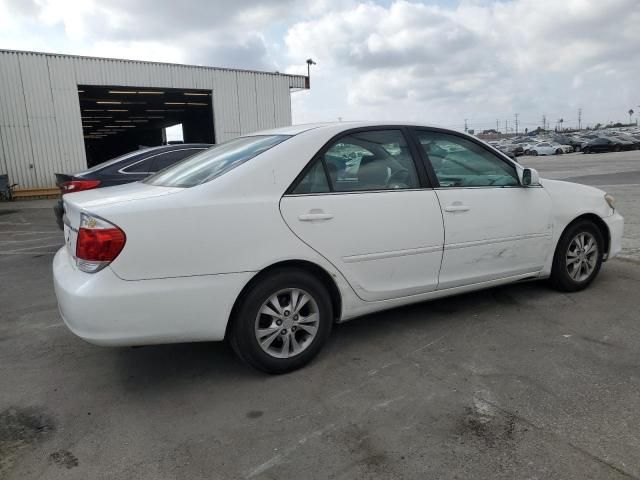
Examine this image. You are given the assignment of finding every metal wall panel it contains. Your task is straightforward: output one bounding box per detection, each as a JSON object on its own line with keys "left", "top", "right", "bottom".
{"left": 255, "top": 74, "right": 276, "bottom": 131}
{"left": 274, "top": 76, "right": 293, "bottom": 127}
{"left": 0, "top": 52, "right": 34, "bottom": 188}
{"left": 0, "top": 50, "right": 305, "bottom": 189}
{"left": 212, "top": 70, "right": 241, "bottom": 142}
{"left": 236, "top": 71, "right": 259, "bottom": 135}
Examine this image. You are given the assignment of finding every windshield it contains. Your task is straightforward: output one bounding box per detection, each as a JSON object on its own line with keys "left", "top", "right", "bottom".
{"left": 144, "top": 135, "right": 290, "bottom": 187}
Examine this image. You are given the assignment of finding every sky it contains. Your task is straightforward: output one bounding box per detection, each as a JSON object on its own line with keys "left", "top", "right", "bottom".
{"left": 1, "top": 0, "right": 638, "bottom": 132}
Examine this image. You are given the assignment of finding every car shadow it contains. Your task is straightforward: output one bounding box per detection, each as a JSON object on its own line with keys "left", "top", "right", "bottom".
{"left": 110, "top": 279, "right": 557, "bottom": 386}
{"left": 113, "top": 340, "right": 263, "bottom": 390}
{"left": 328, "top": 280, "right": 552, "bottom": 343}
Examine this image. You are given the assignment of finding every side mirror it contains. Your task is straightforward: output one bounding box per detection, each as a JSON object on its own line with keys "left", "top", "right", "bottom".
{"left": 521, "top": 168, "right": 540, "bottom": 186}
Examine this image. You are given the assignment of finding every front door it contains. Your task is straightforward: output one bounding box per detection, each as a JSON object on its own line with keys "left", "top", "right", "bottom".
{"left": 411, "top": 129, "right": 553, "bottom": 290}
{"left": 280, "top": 129, "right": 444, "bottom": 301}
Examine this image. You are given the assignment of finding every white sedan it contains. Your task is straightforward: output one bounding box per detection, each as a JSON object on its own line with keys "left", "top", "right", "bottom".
{"left": 53, "top": 122, "right": 623, "bottom": 373}
{"left": 529, "top": 142, "right": 560, "bottom": 156}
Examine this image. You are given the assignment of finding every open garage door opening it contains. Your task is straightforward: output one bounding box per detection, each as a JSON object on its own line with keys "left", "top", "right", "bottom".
{"left": 78, "top": 85, "right": 214, "bottom": 167}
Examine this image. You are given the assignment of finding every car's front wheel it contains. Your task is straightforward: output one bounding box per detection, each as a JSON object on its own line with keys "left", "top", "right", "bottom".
{"left": 228, "top": 269, "right": 333, "bottom": 374}
{"left": 549, "top": 220, "right": 604, "bottom": 292}
{"left": 531, "top": 150, "right": 538, "bottom": 156}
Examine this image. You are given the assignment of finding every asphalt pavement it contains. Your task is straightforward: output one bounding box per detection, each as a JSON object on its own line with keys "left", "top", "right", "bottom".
{"left": 1, "top": 150, "right": 639, "bottom": 479}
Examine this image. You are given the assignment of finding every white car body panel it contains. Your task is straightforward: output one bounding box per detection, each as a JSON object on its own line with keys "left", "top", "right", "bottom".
{"left": 280, "top": 190, "right": 444, "bottom": 301}
{"left": 435, "top": 186, "right": 552, "bottom": 289}
{"left": 53, "top": 121, "right": 624, "bottom": 347}
{"left": 539, "top": 179, "right": 622, "bottom": 274}
{"left": 53, "top": 247, "right": 252, "bottom": 344}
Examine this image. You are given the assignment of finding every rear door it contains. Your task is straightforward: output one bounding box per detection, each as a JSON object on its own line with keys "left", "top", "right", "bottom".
{"left": 410, "top": 128, "right": 553, "bottom": 290}
{"left": 280, "top": 128, "right": 444, "bottom": 301}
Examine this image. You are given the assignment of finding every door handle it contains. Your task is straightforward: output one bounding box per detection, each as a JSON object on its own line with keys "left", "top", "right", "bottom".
{"left": 298, "top": 212, "right": 334, "bottom": 221}
{"left": 444, "top": 204, "right": 470, "bottom": 213}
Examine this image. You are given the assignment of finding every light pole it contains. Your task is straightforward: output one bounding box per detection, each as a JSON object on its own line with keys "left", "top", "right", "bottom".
{"left": 306, "top": 58, "right": 316, "bottom": 88}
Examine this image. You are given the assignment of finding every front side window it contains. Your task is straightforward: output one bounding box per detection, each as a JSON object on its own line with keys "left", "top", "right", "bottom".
{"left": 415, "top": 130, "right": 519, "bottom": 188}
{"left": 145, "top": 135, "right": 290, "bottom": 187}
{"left": 322, "top": 130, "right": 419, "bottom": 192}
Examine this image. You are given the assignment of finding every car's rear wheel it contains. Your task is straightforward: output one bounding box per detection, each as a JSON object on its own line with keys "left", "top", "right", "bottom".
{"left": 555, "top": 148, "right": 563, "bottom": 155}
{"left": 549, "top": 220, "right": 604, "bottom": 292}
{"left": 229, "top": 269, "right": 333, "bottom": 374}
{"left": 583, "top": 147, "right": 590, "bottom": 154}
{"left": 531, "top": 150, "right": 538, "bottom": 156}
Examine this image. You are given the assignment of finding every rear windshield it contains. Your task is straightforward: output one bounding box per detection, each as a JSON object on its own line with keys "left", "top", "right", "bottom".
{"left": 144, "top": 135, "right": 290, "bottom": 187}
{"left": 80, "top": 147, "right": 154, "bottom": 174}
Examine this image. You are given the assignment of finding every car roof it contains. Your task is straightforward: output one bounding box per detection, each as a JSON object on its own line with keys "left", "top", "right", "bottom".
{"left": 245, "top": 121, "right": 456, "bottom": 137}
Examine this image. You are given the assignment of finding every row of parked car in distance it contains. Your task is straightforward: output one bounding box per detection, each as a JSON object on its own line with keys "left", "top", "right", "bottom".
{"left": 486, "top": 127, "right": 640, "bottom": 157}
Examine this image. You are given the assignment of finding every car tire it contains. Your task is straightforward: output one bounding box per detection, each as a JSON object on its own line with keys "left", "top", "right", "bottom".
{"left": 549, "top": 220, "right": 604, "bottom": 292}
{"left": 228, "top": 268, "right": 333, "bottom": 374}
{"left": 531, "top": 150, "right": 538, "bottom": 156}
{"left": 614, "top": 145, "right": 621, "bottom": 152}
{"left": 524, "top": 149, "right": 530, "bottom": 155}
{"left": 583, "top": 147, "right": 590, "bottom": 154}
{"left": 555, "top": 149, "right": 563, "bottom": 155}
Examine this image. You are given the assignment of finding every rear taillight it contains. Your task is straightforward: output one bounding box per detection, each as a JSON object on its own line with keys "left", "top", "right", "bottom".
{"left": 60, "top": 179, "right": 101, "bottom": 194}
{"left": 75, "top": 213, "right": 126, "bottom": 273}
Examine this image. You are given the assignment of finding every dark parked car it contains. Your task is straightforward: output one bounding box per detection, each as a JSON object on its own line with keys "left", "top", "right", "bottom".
{"left": 612, "top": 133, "right": 640, "bottom": 150}
{"left": 552, "top": 135, "right": 583, "bottom": 152}
{"left": 54, "top": 143, "right": 211, "bottom": 229}
{"left": 582, "top": 137, "right": 625, "bottom": 154}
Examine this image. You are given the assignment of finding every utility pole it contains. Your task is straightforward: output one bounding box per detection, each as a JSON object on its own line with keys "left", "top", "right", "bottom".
{"left": 578, "top": 108, "right": 582, "bottom": 130}
{"left": 514, "top": 113, "right": 519, "bottom": 135}
{"left": 542, "top": 114, "right": 547, "bottom": 131}
{"left": 464, "top": 119, "right": 468, "bottom": 133}
{"left": 496, "top": 119, "right": 499, "bottom": 133}
{"left": 505, "top": 119, "right": 508, "bottom": 134}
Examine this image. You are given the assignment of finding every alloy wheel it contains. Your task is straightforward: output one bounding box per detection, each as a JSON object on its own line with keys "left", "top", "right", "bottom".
{"left": 254, "top": 288, "right": 320, "bottom": 359}
{"left": 565, "top": 232, "right": 598, "bottom": 282}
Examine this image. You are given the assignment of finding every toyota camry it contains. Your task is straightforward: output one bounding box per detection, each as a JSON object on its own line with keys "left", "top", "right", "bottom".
{"left": 53, "top": 122, "right": 624, "bottom": 373}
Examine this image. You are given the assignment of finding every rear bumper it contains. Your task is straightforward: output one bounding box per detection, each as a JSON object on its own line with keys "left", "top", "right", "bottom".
{"left": 603, "top": 211, "right": 624, "bottom": 260}
{"left": 53, "top": 247, "right": 253, "bottom": 346}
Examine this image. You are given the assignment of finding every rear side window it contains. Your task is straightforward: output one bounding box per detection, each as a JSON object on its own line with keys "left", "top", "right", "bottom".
{"left": 292, "top": 130, "right": 419, "bottom": 194}
{"left": 292, "top": 161, "right": 330, "bottom": 194}
{"left": 145, "top": 135, "right": 290, "bottom": 187}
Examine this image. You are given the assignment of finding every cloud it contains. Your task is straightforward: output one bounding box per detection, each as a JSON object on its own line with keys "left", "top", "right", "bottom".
{"left": 1, "top": 0, "right": 638, "bottom": 129}
{"left": 286, "top": 0, "right": 640, "bottom": 128}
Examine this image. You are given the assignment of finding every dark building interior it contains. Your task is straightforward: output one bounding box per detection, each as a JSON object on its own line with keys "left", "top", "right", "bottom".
{"left": 78, "top": 85, "right": 215, "bottom": 167}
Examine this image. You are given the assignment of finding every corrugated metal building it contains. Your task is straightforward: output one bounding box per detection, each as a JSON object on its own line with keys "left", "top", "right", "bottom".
{"left": 0, "top": 49, "right": 308, "bottom": 194}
